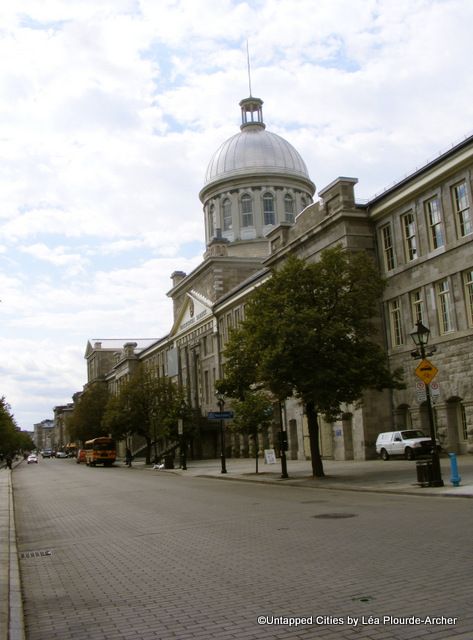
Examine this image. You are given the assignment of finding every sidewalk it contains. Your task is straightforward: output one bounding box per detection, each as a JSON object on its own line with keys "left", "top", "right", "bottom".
{"left": 128, "top": 453, "right": 473, "bottom": 498}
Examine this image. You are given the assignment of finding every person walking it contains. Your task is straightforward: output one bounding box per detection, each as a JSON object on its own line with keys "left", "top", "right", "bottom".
{"left": 125, "top": 448, "right": 132, "bottom": 467}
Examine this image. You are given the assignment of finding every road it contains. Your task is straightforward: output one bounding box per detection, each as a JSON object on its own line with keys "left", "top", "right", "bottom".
{"left": 12, "top": 458, "right": 473, "bottom": 640}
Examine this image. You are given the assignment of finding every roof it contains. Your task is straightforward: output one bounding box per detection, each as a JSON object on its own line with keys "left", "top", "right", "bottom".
{"left": 203, "top": 124, "right": 311, "bottom": 188}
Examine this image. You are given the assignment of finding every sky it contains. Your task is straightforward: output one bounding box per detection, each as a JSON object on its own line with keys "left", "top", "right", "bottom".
{"left": 1, "top": 0, "right": 473, "bottom": 430}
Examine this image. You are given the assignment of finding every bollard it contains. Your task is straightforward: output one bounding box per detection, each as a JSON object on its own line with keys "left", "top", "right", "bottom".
{"left": 448, "top": 452, "right": 461, "bottom": 487}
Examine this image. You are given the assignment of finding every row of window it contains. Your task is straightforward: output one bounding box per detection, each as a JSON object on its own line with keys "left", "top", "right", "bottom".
{"left": 208, "top": 192, "right": 306, "bottom": 236}
{"left": 380, "top": 180, "right": 472, "bottom": 271}
{"left": 388, "top": 269, "right": 473, "bottom": 346}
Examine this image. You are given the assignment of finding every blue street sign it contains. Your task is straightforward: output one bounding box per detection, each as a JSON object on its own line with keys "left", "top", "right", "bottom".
{"left": 207, "top": 411, "right": 234, "bottom": 420}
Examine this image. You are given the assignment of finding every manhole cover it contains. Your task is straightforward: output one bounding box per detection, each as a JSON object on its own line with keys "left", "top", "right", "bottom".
{"left": 312, "top": 513, "right": 357, "bottom": 519}
{"left": 20, "top": 550, "right": 53, "bottom": 559}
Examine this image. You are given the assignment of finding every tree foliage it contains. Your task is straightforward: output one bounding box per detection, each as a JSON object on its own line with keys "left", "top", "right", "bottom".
{"left": 102, "top": 365, "right": 187, "bottom": 464}
{"left": 67, "top": 382, "right": 110, "bottom": 443}
{"left": 220, "top": 247, "right": 404, "bottom": 477}
{"left": 0, "top": 396, "right": 34, "bottom": 455}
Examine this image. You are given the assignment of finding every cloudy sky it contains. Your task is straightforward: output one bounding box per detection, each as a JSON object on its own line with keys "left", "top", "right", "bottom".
{"left": 1, "top": 0, "right": 473, "bottom": 429}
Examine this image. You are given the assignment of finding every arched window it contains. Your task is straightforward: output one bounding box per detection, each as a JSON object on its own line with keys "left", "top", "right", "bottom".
{"left": 222, "top": 198, "right": 232, "bottom": 231}
{"left": 208, "top": 204, "right": 215, "bottom": 238}
{"left": 241, "top": 194, "right": 253, "bottom": 227}
{"left": 263, "top": 192, "right": 275, "bottom": 226}
{"left": 284, "top": 194, "right": 295, "bottom": 223}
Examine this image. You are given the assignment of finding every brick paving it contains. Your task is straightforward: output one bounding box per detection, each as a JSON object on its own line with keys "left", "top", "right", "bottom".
{"left": 11, "top": 459, "right": 473, "bottom": 640}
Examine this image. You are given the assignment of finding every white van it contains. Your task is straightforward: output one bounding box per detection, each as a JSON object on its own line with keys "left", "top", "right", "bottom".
{"left": 376, "top": 430, "right": 437, "bottom": 460}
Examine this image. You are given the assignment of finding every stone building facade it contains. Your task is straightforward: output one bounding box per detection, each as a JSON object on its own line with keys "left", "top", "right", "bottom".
{"left": 81, "top": 96, "right": 473, "bottom": 461}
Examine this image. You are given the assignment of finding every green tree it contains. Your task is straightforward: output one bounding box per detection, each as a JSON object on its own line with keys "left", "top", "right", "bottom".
{"left": 67, "top": 382, "right": 110, "bottom": 443}
{"left": 103, "top": 365, "right": 187, "bottom": 464}
{"left": 0, "top": 396, "right": 19, "bottom": 454}
{"left": 230, "top": 391, "right": 274, "bottom": 473}
{"left": 220, "top": 247, "right": 404, "bottom": 477}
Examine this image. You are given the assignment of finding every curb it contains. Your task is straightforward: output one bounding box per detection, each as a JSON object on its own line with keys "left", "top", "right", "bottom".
{"left": 1, "top": 470, "right": 25, "bottom": 640}
{"left": 194, "top": 472, "right": 473, "bottom": 498}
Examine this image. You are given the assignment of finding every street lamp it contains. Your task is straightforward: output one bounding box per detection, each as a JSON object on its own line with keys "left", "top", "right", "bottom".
{"left": 410, "top": 321, "right": 444, "bottom": 487}
{"left": 216, "top": 392, "right": 227, "bottom": 474}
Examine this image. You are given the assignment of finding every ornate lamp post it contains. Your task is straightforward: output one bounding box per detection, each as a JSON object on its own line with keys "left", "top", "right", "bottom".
{"left": 410, "top": 321, "right": 444, "bottom": 487}
{"left": 216, "top": 392, "right": 227, "bottom": 474}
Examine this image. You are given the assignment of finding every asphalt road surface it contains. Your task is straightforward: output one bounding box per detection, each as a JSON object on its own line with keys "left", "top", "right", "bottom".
{"left": 12, "top": 458, "right": 473, "bottom": 640}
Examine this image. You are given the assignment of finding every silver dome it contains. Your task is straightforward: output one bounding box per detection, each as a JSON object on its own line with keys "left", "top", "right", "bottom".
{"left": 204, "top": 124, "right": 311, "bottom": 187}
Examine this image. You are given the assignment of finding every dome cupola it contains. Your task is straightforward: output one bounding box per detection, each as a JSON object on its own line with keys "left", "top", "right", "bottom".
{"left": 200, "top": 97, "right": 315, "bottom": 258}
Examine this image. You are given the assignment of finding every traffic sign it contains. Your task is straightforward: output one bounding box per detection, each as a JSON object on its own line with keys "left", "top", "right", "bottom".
{"left": 415, "top": 359, "right": 438, "bottom": 385}
{"left": 430, "top": 381, "right": 440, "bottom": 398}
{"left": 415, "top": 381, "right": 427, "bottom": 402}
{"left": 207, "top": 411, "right": 234, "bottom": 420}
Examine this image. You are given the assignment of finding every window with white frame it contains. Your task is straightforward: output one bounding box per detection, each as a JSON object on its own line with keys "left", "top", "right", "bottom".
{"left": 263, "top": 192, "right": 276, "bottom": 226}
{"left": 464, "top": 269, "right": 473, "bottom": 327}
{"left": 222, "top": 198, "right": 232, "bottom": 231}
{"left": 381, "top": 224, "right": 395, "bottom": 271}
{"left": 425, "top": 197, "right": 444, "bottom": 250}
{"left": 284, "top": 194, "right": 295, "bottom": 223}
{"left": 389, "top": 298, "right": 404, "bottom": 346}
{"left": 241, "top": 194, "right": 253, "bottom": 227}
{"left": 401, "top": 211, "right": 417, "bottom": 261}
{"left": 452, "top": 181, "right": 472, "bottom": 238}
{"left": 410, "top": 289, "right": 425, "bottom": 326}
{"left": 436, "top": 279, "right": 454, "bottom": 334}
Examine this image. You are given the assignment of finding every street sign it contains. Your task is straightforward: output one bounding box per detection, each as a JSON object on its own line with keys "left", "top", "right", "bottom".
{"left": 430, "top": 381, "right": 440, "bottom": 398}
{"left": 207, "top": 411, "right": 234, "bottom": 420}
{"left": 415, "top": 359, "right": 438, "bottom": 385}
{"left": 415, "top": 381, "right": 427, "bottom": 403}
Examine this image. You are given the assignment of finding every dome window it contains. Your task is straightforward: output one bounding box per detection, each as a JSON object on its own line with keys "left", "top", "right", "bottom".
{"left": 241, "top": 194, "right": 253, "bottom": 227}
{"left": 222, "top": 198, "right": 232, "bottom": 231}
{"left": 263, "top": 192, "right": 275, "bottom": 226}
{"left": 284, "top": 194, "right": 295, "bottom": 223}
{"left": 208, "top": 204, "right": 215, "bottom": 237}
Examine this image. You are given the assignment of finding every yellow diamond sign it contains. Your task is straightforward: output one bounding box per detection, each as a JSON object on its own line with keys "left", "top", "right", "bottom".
{"left": 415, "top": 359, "right": 438, "bottom": 385}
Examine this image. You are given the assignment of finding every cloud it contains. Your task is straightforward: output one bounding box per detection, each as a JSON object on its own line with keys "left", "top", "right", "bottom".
{"left": 1, "top": 0, "right": 473, "bottom": 428}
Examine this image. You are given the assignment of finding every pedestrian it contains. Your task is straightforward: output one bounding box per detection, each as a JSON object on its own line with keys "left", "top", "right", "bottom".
{"left": 6, "top": 455, "right": 12, "bottom": 469}
{"left": 125, "top": 448, "right": 132, "bottom": 467}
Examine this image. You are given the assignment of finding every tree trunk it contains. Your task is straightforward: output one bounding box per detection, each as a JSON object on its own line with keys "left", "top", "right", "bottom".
{"left": 145, "top": 436, "right": 152, "bottom": 465}
{"left": 306, "top": 401, "right": 325, "bottom": 477}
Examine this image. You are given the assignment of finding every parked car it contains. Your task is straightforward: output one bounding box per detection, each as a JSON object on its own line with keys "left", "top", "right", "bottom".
{"left": 41, "top": 449, "right": 53, "bottom": 458}
{"left": 27, "top": 454, "right": 38, "bottom": 464}
{"left": 56, "top": 451, "right": 68, "bottom": 458}
{"left": 376, "top": 430, "right": 439, "bottom": 460}
{"left": 76, "top": 449, "right": 86, "bottom": 464}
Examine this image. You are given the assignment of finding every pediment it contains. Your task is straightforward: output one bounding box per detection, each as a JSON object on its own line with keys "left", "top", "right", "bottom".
{"left": 170, "top": 290, "right": 213, "bottom": 337}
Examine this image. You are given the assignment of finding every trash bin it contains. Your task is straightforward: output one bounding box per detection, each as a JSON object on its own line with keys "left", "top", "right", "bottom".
{"left": 164, "top": 455, "right": 174, "bottom": 469}
{"left": 416, "top": 459, "right": 433, "bottom": 487}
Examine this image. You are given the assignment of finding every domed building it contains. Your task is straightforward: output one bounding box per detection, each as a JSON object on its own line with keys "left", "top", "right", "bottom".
{"left": 199, "top": 97, "right": 315, "bottom": 257}
{"left": 82, "top": 92, "right": 473, "bottom": 466}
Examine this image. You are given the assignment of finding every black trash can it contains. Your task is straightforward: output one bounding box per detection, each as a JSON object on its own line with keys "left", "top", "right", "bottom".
{"left": 416, "top": 459, "right": 433, "bottom": 487}
{"left": 164, "top": 454, "right": 174, "bottom": 469}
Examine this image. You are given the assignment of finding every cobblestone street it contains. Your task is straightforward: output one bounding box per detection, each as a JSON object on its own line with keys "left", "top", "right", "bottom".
{"left": 12, "top": 460, "right": 473, "bottom": 640}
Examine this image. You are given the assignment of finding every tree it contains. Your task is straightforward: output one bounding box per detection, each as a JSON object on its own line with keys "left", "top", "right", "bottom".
{"left": 67, "top": 382, "right": 110, "bottom": 443}
{"left": 229, "top": 391, "right": 274, "bottom": 473}
{"left": 0, "top": 396, "right": 20, "bottom": 455}
{"left": 220, "top": 247, "right": 404, "bottom": 477}
{"left": 103, "top": 365, "right": 187, "bottom": 464}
